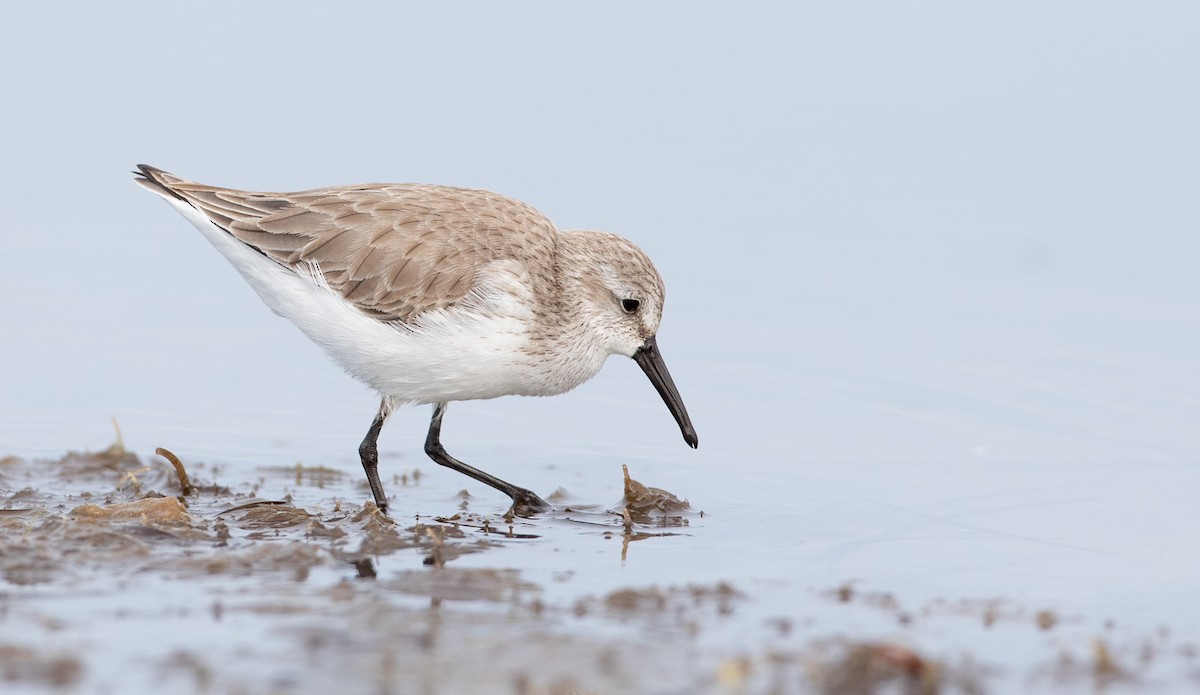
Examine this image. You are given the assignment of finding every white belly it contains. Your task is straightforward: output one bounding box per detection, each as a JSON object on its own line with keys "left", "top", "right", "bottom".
{"left": 163, "top": 197, "right": 605, "bottom": 404}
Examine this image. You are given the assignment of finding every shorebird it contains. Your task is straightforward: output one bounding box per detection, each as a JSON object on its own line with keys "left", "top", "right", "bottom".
{"left": 134, "top": 165, "right": 697, "bottom": 513}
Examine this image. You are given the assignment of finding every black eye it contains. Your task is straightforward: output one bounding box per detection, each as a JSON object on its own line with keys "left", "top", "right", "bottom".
{"left": 621, "top": 298, "right": 641, "bottom": 313}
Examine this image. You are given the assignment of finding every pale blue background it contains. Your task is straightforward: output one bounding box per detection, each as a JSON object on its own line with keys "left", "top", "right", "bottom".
{"left": 2, "top": 3, "right": 1199, "bottom": 690}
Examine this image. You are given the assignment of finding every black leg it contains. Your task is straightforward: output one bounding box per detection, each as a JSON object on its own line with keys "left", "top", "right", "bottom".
{"left": 424, "top": 402, "right": 549, "bottom": 514}
{"left": 358, "top": 399, "right": 391, "bottom": 512}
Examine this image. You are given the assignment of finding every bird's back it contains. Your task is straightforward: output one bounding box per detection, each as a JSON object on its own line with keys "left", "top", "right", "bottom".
{"left": 135, "top": 165, "right": 561, "bottom": 324}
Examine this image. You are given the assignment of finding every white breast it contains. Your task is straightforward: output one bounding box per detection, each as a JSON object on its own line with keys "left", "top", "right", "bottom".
{"left": 163, "top": 197, "right": 606, "bottom": 404}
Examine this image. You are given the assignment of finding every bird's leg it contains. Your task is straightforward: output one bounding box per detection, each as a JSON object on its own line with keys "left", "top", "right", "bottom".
{"left": 358, "top": 398, "right": 393, "bottom": 513}
{"left": 424, "top": 402, "right": 550, "bottom": 514}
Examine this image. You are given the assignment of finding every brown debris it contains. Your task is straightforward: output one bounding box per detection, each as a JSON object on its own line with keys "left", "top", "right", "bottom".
{"left": 181, "top": 543, "right": 330, "bottom": 577}
{"left": 71, "top": 496, "right": 191, "bottom": 525}
{"left": 580, "top": 582, "right": 742, "bottom": 621}
{"left": 814, "top": 642, "right": 943, "bottom": 695}
{"left": 1036, "top": 610, "right": 1058, "bottom": 631}
{"left": 0, "top": 644, "right": 83, "bottom": 687}
{"left": 618, "top": 464, "right": 692, "bottom": 526}
{"left": 218, "top": 499, "right": 290, "bottom": 515}
{"left": 604, "top": 586, "right": 667, "bottom": 612}
{"left": 232, "top": 504, "right": 313, "bottom": 530}
{"left": 384, "top": 567, "right": 538, "bottom": 603}
{"left": 1091, "top": 638, "right": 1130, "bottom": 684}
{"left": 1041, "top": 637, "right": 1136, "bottom": 690}
{"left": 424, "top": 526, "right": 446, "bottom": 568}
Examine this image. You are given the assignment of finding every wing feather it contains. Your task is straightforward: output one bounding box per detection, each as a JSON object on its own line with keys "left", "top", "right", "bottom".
{"left": 136, "top": 166, "right": 559, "bottom": 323}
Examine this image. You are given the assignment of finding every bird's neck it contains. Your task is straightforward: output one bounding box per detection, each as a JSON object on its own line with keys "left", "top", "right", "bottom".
{"left": 516, "top": 232, "right": 613, "bottom": 396}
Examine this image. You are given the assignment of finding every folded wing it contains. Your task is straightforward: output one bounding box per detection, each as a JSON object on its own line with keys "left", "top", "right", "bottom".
{"left": 135, "top": 165, "right": 559, "bottom": 323}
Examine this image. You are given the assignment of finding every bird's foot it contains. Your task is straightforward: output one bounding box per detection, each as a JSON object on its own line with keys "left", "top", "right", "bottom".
{"left": 508, "top": 488, "right": 551, "bottom": 516}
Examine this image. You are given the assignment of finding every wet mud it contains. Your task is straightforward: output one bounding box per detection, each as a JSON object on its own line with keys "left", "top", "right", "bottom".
{"left": 2, "top": 442, "right": 1197, "bottom": 694}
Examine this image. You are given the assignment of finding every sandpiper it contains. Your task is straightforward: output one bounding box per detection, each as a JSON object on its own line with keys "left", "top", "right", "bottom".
{"left": 135, "top": 165, "right": 697, "bottom": 513}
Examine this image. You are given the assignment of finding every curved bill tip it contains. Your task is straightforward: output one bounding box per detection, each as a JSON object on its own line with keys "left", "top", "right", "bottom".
{"left": 632, "top": 336, "right": 698, "bottom": 449}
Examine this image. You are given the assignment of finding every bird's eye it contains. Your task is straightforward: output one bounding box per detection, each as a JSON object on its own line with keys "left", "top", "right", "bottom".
{"left": 621, "top": 298, "right": 641, "bottom": 313}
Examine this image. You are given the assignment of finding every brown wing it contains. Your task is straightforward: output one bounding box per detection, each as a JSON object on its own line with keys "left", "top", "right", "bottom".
{"left": 136, "top": 166, "right": 560, "bottom": 322}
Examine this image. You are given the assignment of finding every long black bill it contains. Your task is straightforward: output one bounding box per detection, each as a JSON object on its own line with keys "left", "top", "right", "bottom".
{"left": 632, "top": 336, "right": 699, "bottom": 448}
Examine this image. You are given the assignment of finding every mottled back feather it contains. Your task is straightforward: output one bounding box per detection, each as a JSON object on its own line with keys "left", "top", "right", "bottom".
{"left": 135, "top": 165, "right": 559, "bottom": 322}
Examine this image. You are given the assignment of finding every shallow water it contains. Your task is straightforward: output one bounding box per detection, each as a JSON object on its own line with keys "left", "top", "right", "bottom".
{"left": 4, "top": 410, "right": 1200, "bottom": 694}
{"left": 5, "top": 200, "right": 1200, "bottom": 695}
{"left": 5, "top": 222, "right": 1200, "bottom": 694}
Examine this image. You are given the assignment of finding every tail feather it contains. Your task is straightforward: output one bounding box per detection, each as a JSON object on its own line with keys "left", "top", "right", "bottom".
{"left": 134, "top": 164, "right": 188, "bottom": 202}
{"left": 134, "top": 164, "right": 275, "bottom": 263}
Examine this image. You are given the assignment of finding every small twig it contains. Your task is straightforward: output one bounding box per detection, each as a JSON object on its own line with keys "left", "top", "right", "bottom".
{"left": 216, "top": 499, "right": 288, "bottom": 516}
{"left": 425, "top": 527, "right": 445, "bottom": 568}
{"left": 156, "top": 447, "right": 193, "bottom": 496}
{"left": 111, "top": 417, "right": 125, "bottom": 452}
